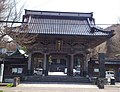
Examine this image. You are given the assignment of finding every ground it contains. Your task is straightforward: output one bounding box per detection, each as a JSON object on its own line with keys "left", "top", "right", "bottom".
{"left": 0, "top": 82, "right": 120, "bottom": 92}
{"left": 1, "top": 72, "right": 120, "bottom": 92}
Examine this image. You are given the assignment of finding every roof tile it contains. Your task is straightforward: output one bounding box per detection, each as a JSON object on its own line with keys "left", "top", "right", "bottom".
{"left": 27, "top": 18, "right": 109, "bottom": 36}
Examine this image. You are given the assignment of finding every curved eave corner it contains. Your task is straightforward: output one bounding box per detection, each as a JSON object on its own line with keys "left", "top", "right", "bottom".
{"left": 90, "top": 26, "right": 115, "bottom": 38}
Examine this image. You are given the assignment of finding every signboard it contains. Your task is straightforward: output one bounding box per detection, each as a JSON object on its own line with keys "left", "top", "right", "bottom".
{"left": 0, "top": 64, "right": 4, "bottom": 82}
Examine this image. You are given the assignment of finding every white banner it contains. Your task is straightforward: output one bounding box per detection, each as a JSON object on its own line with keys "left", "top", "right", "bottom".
{"left": 0, "top": 64, "right": 4, "bottom": 83}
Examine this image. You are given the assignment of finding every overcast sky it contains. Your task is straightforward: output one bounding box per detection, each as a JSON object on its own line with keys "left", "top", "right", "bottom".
{"left": 18, "top": 0, "right": 120, "bottom": 28}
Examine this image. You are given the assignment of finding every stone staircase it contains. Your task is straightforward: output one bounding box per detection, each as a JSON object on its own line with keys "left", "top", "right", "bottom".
{"left": 22, "top": 75, "right": 90, "bottom": 83}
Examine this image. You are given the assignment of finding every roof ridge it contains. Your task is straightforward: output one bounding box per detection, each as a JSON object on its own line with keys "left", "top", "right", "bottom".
{"left": 24, "top": 9, "right": 93, "bottom": 18}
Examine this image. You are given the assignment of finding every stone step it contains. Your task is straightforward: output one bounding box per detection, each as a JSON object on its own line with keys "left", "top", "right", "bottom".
{"left": 22, "top": 76, "right": 90, "bottom": 83}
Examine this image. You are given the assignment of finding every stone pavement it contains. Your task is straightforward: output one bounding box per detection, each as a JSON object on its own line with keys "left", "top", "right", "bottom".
{"left": 0, "top": 82, "right": 120, "bottom": 92}
{"left": 105, "top": 82, "right": 120, "bottom": 88}
{"left": 17, "top": 82, "right": 98, "bottom": 88}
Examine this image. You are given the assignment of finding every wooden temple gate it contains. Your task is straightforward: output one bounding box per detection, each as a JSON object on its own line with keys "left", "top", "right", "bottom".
{"left": 14, "top": 9, "right": 114, "bottom": 77}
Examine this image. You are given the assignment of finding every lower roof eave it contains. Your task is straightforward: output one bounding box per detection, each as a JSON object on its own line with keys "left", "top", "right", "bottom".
{"left": 27, "top": 33, "right": 112, "bottom": 37}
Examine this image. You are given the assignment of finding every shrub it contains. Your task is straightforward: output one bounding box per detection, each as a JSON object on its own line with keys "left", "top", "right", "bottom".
{"left": 0, "top": 90, "right": 3, "bottom": 92}
{"left": 7, "top": 83, "right": 14, "bottom": 87}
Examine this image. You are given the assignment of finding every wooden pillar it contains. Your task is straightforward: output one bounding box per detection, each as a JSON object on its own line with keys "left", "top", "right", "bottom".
{"left": 70, "top": 54, "right": 74, "bottom": 76}
{"left": 83, "top": 61, "right": 86, "bottom": 76}
{"left": 80, "top": 59, "right": 84, "bottom": 76}
{"left": 85, "top": 59, "right": 88, "bottom": 76}
{"left": 67, "top": 55, "right": 70, "bottom": 76}
{"left": 28, "top": 53, "right": 32, "bottom": 75}
{"left": 98, "top": 53, "right": 105, "bottom": 78}
{"left": 67, "top": 54, "right": 74, "bottom": 76}
{"left": 83, "top": 54, "right": 89, "bottom": 77}
{"left": 43, "top": 53, "right": 48, "bottom": 76}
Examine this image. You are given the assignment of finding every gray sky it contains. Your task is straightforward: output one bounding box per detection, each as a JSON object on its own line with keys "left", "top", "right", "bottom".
{"left": 18, "top": 0, "right": 120, "bottom": 28}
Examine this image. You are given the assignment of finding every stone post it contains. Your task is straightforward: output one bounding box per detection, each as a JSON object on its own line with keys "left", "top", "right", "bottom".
{"left": 98, "top": 53, "right": 105, "bottom": 78}
{"left": 97, "top": 53, "right": 105, "bottom": 89}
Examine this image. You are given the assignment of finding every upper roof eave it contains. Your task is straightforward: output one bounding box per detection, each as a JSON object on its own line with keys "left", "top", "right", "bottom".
{"left": 24, "top": 9, "right": 93, "bottom": 18}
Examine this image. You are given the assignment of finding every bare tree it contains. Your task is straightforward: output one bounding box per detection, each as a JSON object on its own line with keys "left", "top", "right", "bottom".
{"left": 0, "top": 0, "right": 25, "bottom": 50}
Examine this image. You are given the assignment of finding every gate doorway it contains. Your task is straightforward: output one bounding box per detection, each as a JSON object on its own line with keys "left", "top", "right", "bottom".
{"left": 49, "top": 58, "right": 67, "bottom": 72}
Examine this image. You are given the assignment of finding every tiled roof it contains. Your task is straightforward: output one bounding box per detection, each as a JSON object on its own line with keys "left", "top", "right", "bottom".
{"left": 20, "top": 10, "right": 113, "bottom": 36}
{"left": 27, "top": 18, "right": 111, "bottom": 36}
